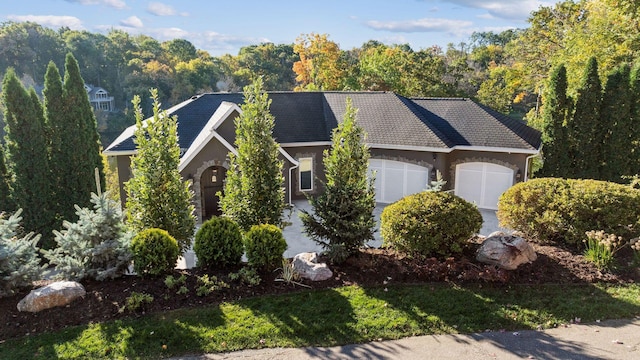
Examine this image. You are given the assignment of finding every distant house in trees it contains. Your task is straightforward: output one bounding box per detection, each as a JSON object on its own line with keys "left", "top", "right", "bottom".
{"left": 84, "top": 84, "right": 115, "bottom": 112}
{"left": 105, "top": 92, "right": 541, "bottom": 222}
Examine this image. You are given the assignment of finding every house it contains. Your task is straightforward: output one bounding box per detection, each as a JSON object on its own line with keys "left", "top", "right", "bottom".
{"left": 84, "top": 84, "right": 115, "bottom": 112}
{"left": 104, "top": 91, "right": 541, "bottom": 224}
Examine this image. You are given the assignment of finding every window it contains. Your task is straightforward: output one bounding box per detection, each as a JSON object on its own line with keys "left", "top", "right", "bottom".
{"left": 299, "top": 158, "right": 313, "bottom": 191}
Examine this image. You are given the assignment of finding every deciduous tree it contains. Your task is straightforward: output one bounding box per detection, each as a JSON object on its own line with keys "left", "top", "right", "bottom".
{"left": 293, "top": 33, "right": 345, "bottom": 91}
{"left": 219, "top": 77, "right": 285, "bottom": 231}
{"left": 125, "top": 89, "right": 196, "bottom": 253}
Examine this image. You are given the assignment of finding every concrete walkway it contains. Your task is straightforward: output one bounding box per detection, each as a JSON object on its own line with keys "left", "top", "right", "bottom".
{"left": 172, "top": 318, "right": 640, "bottom": 360}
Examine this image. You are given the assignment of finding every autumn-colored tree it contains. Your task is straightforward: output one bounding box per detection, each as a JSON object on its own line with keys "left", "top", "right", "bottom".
{"left": 293, "top": 33, "right": 345, "bottom": 91}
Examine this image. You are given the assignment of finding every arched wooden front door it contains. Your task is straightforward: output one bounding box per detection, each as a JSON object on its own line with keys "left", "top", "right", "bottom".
{"left": 200, "top": 166, "right": 226, "bottom": 220}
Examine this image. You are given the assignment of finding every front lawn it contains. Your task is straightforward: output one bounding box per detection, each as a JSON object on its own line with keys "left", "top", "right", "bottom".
{"left": 1, "top": 283, "right": 639, "bottom": 360}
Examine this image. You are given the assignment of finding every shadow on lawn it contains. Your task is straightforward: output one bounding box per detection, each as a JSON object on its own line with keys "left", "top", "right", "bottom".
{"left": 240, "top": 287, "right": 357, "bottom": 347}
{"left": 352, "top": 264, "right": 640, "bottom": 360}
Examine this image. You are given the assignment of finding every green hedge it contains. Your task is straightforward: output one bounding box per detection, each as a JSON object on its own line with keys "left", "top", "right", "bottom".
{"left": 194, "top": 217, "right": 243, "bottom": 268}
{"left": 130, "top": 228, "right": 180, "bottom": 276}
{"left": 244, "top": 224, "right": 287, "bottom": 270}
{"left": 497, "top": 178, "right": 640, "bottom": 246}
{"left": 380, "top": 191, "right": 482, "bottom": 258}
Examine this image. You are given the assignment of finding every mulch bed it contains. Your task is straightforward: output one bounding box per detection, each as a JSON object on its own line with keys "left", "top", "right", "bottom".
{"left": 1, "top": 241, "right": 638, "bottom": 341}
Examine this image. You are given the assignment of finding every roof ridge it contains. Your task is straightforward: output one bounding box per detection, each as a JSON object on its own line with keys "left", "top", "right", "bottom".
{"left": 471, "top": 101, "right": 541, "bottom": 149}
{"left": 395, "top": 94, "right": 454, "bottom": 148}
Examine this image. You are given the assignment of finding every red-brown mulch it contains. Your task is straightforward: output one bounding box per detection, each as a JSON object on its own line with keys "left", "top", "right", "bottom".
{"left": 1, "top": 241, "right": 638, "bottom": 341}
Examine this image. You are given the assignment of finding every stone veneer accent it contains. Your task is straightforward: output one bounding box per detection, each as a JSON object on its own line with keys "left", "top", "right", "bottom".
{"left": 193, "top": 159, "right": 229, "bottom": 224}
{"left": 371, "top": 154, "right": 434, "bottom": 171}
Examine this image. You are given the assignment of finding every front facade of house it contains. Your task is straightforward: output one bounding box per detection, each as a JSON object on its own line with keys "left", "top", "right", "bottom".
{"left": 104, "top": 92, "right": 541, "bottom": 224}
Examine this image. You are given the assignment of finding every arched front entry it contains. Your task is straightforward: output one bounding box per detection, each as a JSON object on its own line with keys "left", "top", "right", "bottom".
{"left": 200, "top": 166, "right": 226, "bottom": 220}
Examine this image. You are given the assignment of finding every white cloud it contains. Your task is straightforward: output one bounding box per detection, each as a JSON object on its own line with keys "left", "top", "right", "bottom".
{"left": 6, "top": 15, "right": 84, "bottom": 30}
{"left": 442, "top": 0, "right": 553, "bottom": 20}
{"left": 120, "top": 15, "right": 143, "bottom": 28}
{"left": 147, "top": 2, "right": 175, "bottom": 16}
{"left": 365, "top": 18, "right": 473, "bottom": 34}
{"left": 64, "top": 0, "right": 126, "bottom": 10}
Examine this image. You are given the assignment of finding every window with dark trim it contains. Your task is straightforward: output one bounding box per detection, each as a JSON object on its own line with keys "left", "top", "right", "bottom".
{"left": 299, "top": 157, "right": 313, "bottom": 191}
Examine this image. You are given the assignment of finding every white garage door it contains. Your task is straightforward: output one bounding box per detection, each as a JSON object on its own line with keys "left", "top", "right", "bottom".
{"left": 454, "top": 162, "right": 514, "bottom": 210}
{"left": 369, "top": 159, "right": 429, "bottom": 203}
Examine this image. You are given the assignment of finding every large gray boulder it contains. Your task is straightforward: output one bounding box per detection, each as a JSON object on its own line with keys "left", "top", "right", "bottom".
{"left": 476, "top": 232, "right": 537, "bottom": 270}
{"left": 17, "top": 281, "right": 86, "bottom": 313}
{"left": 292, "top": 252, "right": 333, "bottom": 281}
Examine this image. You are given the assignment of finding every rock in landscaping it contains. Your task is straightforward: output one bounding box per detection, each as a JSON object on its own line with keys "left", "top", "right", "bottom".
{"left": 17, "top": 281, "right": 86, "bottom": 313}
{"left": 292, "top": 252, "right": 333, "bottom": 281}
{"left": 476, "top": 231, "right": 537, "bottom": 270}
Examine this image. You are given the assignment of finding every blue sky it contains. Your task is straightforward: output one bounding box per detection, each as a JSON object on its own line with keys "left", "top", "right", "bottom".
{"left": 3, "top": 0, "right": 553, "bottom": 56}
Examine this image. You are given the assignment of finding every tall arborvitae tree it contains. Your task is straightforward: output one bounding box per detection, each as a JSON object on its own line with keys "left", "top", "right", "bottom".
{"left": 540, "top": 64, "right": 572, "bottom": 177}
{"left": 219, "top": 77, "right": 285, "bottom": 231}
{"left": 2, "top": 69, "right": 55, "bottom": 247}
{"left": 0, "top": 145, "right": 13, "bottom": 212}
{"left": 569, "top": 57, "right": 602, "bottom": 179}
{"left": 43, "top": 61, "right": 74, "bottom": 225}
{"left": 125, "top": 89, "right": 195, "bottom": 253}
{"left": 62, "top": 53, "right": 105, "bottom": 209}
{"left": 629, "top": 61, "right": 640, "bottom": 175}
{"left": 600, "top": 64, "right": 632, "bottom": 182}
{"left": 300, "top": 98, "right": 376, "bottom": 263}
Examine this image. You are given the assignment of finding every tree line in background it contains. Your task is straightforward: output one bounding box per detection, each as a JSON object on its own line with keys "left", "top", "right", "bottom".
{"left": 0, "top": 0, "right": 639, "bottom": 176}
{"left": 540, "top": 58, "right": 640, "bottom": 182}
{"left": 1, "top": 54, "right": 104, "bottom": 248}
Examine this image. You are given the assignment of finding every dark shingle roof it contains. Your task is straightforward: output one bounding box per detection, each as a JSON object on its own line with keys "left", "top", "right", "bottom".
{"left": 410, "top": 98, "right": 542, "bottom": 150}
{"left": 104, "top": 92, "right": 541, "bottom": 154}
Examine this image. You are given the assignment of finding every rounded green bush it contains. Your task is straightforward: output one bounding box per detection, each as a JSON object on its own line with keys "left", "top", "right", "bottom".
{"left": 244, "top": 224, "right": 287, "bottom": 270}
{"left": 130, "top": 228, "right": 180, "bottom": 276}
{"left": 194, "top": 216, "right": 243, "bottom": 268}
{"left": 497, "top": 178, "right": 640, "bottom": 246}
{"left": 380, "top": 191, "right": 482, "bottom": 258}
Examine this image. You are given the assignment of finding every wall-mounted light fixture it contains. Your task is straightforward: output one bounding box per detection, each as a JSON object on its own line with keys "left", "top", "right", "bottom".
{"left": 516, "top": 169, "right": 522, "bottom": 181}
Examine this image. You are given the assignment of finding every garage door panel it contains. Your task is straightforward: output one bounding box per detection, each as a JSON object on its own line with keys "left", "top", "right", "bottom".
{"left": 406, "top": 170, "right": 428, "bottom": 195}
{"left": 483, "top": 171, "right": 513, "bottom": 208}
{"left": 455, "top": 162, "right": 514, "bottom": 210}
{"left": 369, "top": 159, "right": 429, "bottom": 203}
{"left": 456, "top": 169, "right": 483, "bottom": 205}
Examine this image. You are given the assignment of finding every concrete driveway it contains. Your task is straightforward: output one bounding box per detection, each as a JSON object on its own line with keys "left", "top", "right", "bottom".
{"left": 281, "top": 200, "right": 509, "bottom": 258}
{"left": 178, "top": 201, "right": 510, "bottom": 268}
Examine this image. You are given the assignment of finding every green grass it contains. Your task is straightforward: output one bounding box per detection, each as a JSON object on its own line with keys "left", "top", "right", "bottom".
{"left": 1, "top": 283, "right": 639, "bottom": 359}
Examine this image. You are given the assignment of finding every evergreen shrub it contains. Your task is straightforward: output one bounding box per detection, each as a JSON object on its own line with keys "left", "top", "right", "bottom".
{"left": 43, "top": 192, "right": 132, "bottom": 281}
{"left": 130, "top": 228, "right": 179, "bottom": 276}
{"left": 497, "top": 178, "right": 640, "bottom": 246}
{"left": 244, "top": 224, "right": 287, "bottom": 270}
{"left": 194, "top": 216, "right": 243, "bottom": 268}
{"left": 380, "top": 191, "right": 482, "bottom": 258}
{"left": 0, "top": 209, "right": 43, "bottom": 297}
